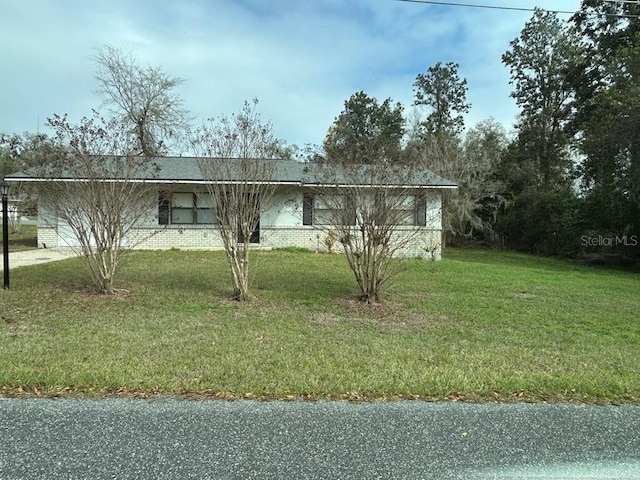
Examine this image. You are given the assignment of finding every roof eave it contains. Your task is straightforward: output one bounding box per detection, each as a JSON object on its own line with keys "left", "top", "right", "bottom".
{"left": 7, "top": 177, "right": 456, "bottom": 188}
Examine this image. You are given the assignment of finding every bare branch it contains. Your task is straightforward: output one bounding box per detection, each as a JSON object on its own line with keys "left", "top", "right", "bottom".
{"left": 313, "top": 91, "right": 444, "bottom": 304}
{"left": 190, "top": 99, "right": 283, "bottom": 301}
{"left": 37, "top": 111, "right": 162, "bottom": 293}
{"left": 310, "top": 161, "right": 439, "bottom": 304}
{"left": 93, "top": 45, "right": 191, "bottom": 156}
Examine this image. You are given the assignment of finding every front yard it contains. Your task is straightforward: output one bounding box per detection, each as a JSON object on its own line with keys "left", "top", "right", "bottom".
{"left": 0, "top": 224, "right": 37, "bottom": 252}
{"left": 0, "top": 248, "right": 638, "bottom": 403}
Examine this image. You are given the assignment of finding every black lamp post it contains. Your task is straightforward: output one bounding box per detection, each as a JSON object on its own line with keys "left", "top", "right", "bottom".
{"left": 2, "top": 180, "right": 9, "bottom": 289}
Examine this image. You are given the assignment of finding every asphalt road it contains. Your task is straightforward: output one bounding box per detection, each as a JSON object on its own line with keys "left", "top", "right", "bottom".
{"left": 1, "top": 399, "right": 639, "bottom": 479}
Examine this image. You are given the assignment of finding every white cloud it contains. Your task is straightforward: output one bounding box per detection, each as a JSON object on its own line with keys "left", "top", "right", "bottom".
{"left": 0, "top": 0, "right": 582, "bottom": 147}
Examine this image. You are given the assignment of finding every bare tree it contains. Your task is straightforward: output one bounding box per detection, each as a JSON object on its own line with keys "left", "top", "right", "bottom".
{"left": 406, "top": 118, "right": 507, "bottom": 245}
{"left": 310, "top": 163, "right": 437, "bottom": 304}
{"left": 316, "top": 92, "right": 439, "bottom": 304}
{"left": 37, "top": 111, "right": 162, "bottom": 293}
{"left": 190, "top": 99, "right": 283, "bottom": 301}
{"left": 94, "top": 45, "right": 190, "bottom": 156}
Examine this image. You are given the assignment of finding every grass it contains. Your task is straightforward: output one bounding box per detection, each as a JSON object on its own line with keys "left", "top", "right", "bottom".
{"left": 0, "top": 247, "right": 639, "bottom": 403}
{"left": 0, "top": 224, "right": 38, "bottom": 252}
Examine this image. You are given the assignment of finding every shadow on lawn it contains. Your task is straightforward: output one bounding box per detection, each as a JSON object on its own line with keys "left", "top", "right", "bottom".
{"left": 447, "top": 247, "right": 640, "bottom": 275}
{"left": 1, "top": 225, "right": 38, "bottom": 252}
{"left": 444, "top": 247, "right": 592, "bottom": 273}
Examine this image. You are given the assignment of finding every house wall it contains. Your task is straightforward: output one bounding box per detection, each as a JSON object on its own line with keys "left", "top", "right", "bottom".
{"left": 36, "top": 186, "right": 445, "bottom": 259}
{"left": 36, "top": 205, "right": 61, "bottom": 249}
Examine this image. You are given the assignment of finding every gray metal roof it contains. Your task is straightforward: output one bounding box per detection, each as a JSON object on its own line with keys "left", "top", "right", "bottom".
{"left": 6, "top": 157, "right": 457, "bottom": 188}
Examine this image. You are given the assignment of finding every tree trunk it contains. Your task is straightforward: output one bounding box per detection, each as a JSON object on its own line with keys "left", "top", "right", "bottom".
{"left": 224, "top": 241, "right": 251, "bottom": 302}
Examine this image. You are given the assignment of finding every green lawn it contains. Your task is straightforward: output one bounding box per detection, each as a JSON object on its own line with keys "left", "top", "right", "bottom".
{"left": 0, "top": 224, "right": 38, "bottom": 252}
{"left": 0, "top": 248, "right": 639, "bottom": 403}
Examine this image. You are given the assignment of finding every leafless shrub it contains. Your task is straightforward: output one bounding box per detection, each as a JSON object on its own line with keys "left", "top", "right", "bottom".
{"left": 190, "top": 99, "right": 283, "bottom": 301}
{"left": 38, "top": 111, "right": 162, "bottom": 293}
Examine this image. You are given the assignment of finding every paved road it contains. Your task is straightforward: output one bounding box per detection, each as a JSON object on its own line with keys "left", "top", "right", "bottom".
{"left": 1, "top": 399, "right": 639, "bottom": 479}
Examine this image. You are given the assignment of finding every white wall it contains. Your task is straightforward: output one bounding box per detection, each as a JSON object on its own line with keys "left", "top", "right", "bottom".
{"left": 36, "top": 185, "right": 445, "bottom": 259}
{"left": 426, "top": 191, "right": 442, "bottom": 230}
{"left": 261, "top": 188, "right": 302, "bottom": 227}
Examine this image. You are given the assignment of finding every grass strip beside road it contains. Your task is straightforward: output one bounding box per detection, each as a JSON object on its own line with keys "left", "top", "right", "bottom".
{"left": 1, "top": 248, "right": 639, "bottom": 403}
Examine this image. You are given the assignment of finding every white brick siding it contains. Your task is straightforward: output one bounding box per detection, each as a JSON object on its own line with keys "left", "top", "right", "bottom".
{"left": 36, "top": 227, "right": 58, "bottom": 249}
{"left": 36, "top": 186, "right": 445, "bottom": 259}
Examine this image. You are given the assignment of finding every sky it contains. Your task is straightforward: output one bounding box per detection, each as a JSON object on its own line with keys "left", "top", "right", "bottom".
{"left": 0, "top": 0, "right": 583, "bottom": 149}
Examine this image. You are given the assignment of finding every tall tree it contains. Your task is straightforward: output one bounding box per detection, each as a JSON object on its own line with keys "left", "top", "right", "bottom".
{"left": 36, "top": 112, "right": 161, "bottom": 294}
{"left": 411, "top": 62, "right": 478, "bottom": 245}
{"left": 460, "top": 119, "right": 509, "bottom": 238}
{"left": 94, "top": 45, "right": 191, "bottom": 156}
{"left": 502, "top": 8, "right": 582, "bottom": 190}
{"left": 413, "top": 61, "right": 470, "bottom": 139}
{"left": 323, "top": 91, "right": 404, "bottom": 165}
{"left": 190, "top": 99, "right": 283, "bottom": 301}
{"left": 571, "top": 1, "right": 640, "bottom": 248}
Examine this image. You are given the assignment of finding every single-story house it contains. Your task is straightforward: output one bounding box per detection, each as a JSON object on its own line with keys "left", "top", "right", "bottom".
{"left": 6, "top": 157, "right": 456, "bottom": 259}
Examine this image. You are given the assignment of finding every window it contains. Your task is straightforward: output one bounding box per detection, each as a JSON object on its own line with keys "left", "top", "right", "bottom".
{"left": 303, "top": 193, "right": 426, "bottom": 226}
{"left": 196, "top": 192, "right": 216, "bottom": 224}
{"left": 302, "top": 194, "right": 356, "bottom": 226}
{"left": 391, "top": 194, "right": 429, "bottom": 226}
{"left": 314, "top": 194, "right": 352, "bottom": 225}
{"left": 314, "top": 195, "right": 338, "bottom": 225}
{"left": 303, "top": 194, "right": 313, "bottom": 226}
{"left": 158, "top": 192, "right": 216, "bottom": 225}
{"left": 158, "top": 192, "right": 170, "bottom": 225}
{"left": 171, "top": 192, "right": 195, "bottom": 224}
{"left": 415, "top": 195, "right": 427, "bottom": 226}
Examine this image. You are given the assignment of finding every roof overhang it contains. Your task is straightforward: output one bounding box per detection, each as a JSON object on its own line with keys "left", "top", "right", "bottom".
{"left": 7, "top": 177, "right": 457, "bottom": 189}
